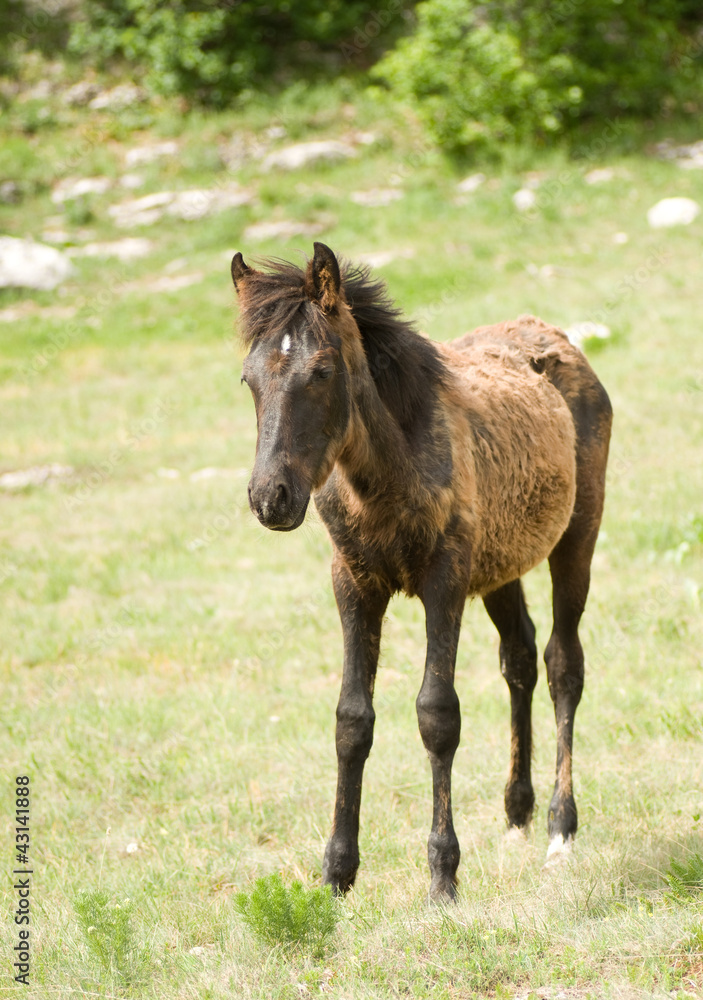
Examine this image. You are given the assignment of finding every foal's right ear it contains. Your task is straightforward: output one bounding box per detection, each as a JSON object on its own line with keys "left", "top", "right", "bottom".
{"left": 231, "top": 252, "right": 250, "bottom": 292}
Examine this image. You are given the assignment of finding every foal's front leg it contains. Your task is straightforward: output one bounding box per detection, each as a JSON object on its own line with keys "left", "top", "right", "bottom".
{"left": 417, "top": 559, "right": 466, "bottom": 901}
{"left": 322, "top": 557, "right": 389, "bottom": 894}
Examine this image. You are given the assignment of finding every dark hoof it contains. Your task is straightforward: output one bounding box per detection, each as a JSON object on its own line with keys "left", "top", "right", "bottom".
{"left": 547, "top": 790, "right": 578, "bottom": 842}
{"left": 429, "top": 877, "right": 457, "bottom": 904}
{"left": 505, "top": 780, "right": 535, "bottom": 829}
{"left": 322, "top": 838, "right": 358, "bottom": 895}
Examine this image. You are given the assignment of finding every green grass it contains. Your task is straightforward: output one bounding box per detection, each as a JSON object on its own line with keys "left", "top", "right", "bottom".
{"left": 1, "top": 63, "right": 702, "bottom": 999}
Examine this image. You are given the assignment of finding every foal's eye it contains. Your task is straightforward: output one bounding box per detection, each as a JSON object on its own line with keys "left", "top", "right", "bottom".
{"left": 312, "top": 367, "right": 333, "bottom": 382}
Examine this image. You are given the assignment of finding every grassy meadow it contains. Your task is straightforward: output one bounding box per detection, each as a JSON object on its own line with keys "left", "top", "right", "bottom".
{"left": 1, "top": 76, "right": 702, "bottom": 998}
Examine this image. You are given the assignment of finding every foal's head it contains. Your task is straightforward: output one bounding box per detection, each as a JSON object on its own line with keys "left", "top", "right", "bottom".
{"left": 232, "top": 242, "right": 353, "bottom": 531}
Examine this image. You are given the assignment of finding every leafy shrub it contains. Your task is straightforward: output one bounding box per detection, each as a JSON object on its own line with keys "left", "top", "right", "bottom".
{"left": 375, "top": 0, "right": 703, "bottom": 154}
{"left": 665, "top": 853, "right": 703, "bottom": 902}
{"left": 74, "top": 889, "right": 150, "bottom": 985}
{"left": 234, "top": 873, "right": 338, "bottom": 957}
{"left": 68, "top": 0, "right": 415, "bottom": 105}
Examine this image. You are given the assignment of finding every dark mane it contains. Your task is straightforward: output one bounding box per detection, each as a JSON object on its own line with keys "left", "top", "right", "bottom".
{"left": 239, "top": 256, "right": 448, "bottom": 436}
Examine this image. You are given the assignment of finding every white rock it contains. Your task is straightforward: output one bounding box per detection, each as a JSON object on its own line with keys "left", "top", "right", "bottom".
{"left": 89, "top": 84, "right": 146, "bottom": 111}
{"left": 62, "top": 80, "right": 100, "bottom": 106}
{"left": 585, "top": 167, "right": 615, "bottom": 184}
{"left": 125, "top": 141, "right": 178, "bottom": 168}
{"left": 356, "top": 248, "right": 415, "bottom": 269}
{"left": 120, "top": 173, "right": 146, "bottom": 190}
{"left": 125, "top": 842, "right": 139, "bottom": 854}
{"left": 0, "top": 237, "right": 73, "bottom": 290}
{"left": 349, "top": 188, "right": 403, "bottom": 207}
{"left": 243, "top": 219, "right": 325, "bottom": 242}
{"left": 564, "top": 321, "right": 611, "bottom": 348}
{"left": 68, "top": 238, "right": 154, "bottom": 261}
{"left": 513, "top": 188, "right": 537, "bottom": 212}
{"left": 262, "top": 140, "right": 356, "bottom": 172}
{"left": 41, "top": 229, "right": 74, "bottom": 245}
{"left": 52, "top": 177, "right": 112, "bottom": 204}
{"left": 0, "top": 464, "right": 74, "bottom": 490}
{"left": 107, "top": 191, "right": 175, "bottom": 227}
{"left": 108, "top": 186, "right": 252, "bottom": 227}
{"left": 457, "top": 172, "right": 486, "bottom": 193}
{"left": 647, "top": 197, "right": 700, "bottom": 228}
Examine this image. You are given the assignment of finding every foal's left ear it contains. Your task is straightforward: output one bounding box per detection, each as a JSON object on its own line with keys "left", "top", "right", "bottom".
{"left": 231, "top": 252, "right": 251, "bottom": 292}
{"left": 308, "top": 242, "right": 341, "bottom": 313}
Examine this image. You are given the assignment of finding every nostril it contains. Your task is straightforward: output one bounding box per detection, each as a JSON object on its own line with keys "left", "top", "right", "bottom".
{"left": 276, "top": 482, "right": 288, "bottom": 508}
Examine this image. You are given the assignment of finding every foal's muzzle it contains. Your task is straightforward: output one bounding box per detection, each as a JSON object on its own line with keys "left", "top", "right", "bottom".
{"left": 247, "top": 476, "right": 310, "bottom": 531}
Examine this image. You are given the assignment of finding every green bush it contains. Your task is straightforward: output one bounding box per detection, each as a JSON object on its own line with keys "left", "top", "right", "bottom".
{"left": 74, "top": 889, "right": 150, "bottom": 985}
{"left": 234, "top": 873, "right": 338, "bottom": 957}
{"left": 665, "top": 853, "right": 703, "bottom": 902}
{"left": 68, "top": 0, "right": 414, "bottom": 105}
{"left": 375, "top": 0, "right": 703, "bottom": 154}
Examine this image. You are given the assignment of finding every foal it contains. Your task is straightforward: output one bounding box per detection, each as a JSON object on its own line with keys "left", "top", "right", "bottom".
{"left": 232, "top": 242, "right": 611, "bottom": 900}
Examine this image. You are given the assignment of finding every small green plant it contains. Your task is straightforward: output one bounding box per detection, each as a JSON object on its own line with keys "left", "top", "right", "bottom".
{"left": 665, "top": 853, "right": 703, "bottom": 902}
{"left": 74, "top": 889, "right": 150, "bottom": 985}
{"left": 234, "top": 873, "right": 338, "bottom": 957}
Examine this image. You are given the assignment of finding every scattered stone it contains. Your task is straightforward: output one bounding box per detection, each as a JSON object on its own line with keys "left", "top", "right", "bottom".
{"left": 189, "top": 947, "right": 205, "bottom": 956}
{"left": 0, "top": 180, "right": 21, "bottom": 203}
{"left": 68, "top": 237, "right": 154, "bottom": 261}
{"left": 243, "top": 219, "right": 326, "bottom": 242}
{"left": 585, "top": 167, "right": 615, "bottom": 184}
{"left": 654, "top": 138, "right": 703, "bottom": 168}
{"left": 108, "top": 185, "right": 252, "bottom": 227}
{"left": 189, "top": 467, "right": 240, "bottom": 482}
{"left": 349, "top": 188, "right": 403, "bottom": 207}
{"left": 457, "top": 172, "right": 486, "bottom": 193}
{"left": 142, "top": 273, "right": 204, "bottom": 293}
{"left": 0, "top": 237, "right": 73, "bottom": 291}
{"left": 120, "top": 173, "right": 146, "bottom": 190}
{"left": 647, "top": 197, "right": 700, "bottom": 228}
{"left": 63, "top": 80, "right": 101, "bottom": 106}
{"left": 356, "top": 248, "right": 415, "bottom": 268}
{"left": 41, "top": 229, "right": 74, "bottom": 245}
{"left": 0, "top": 303, "right": 76, "bottom": 324}
{"left": 125, "top": 842, "right": 139, "bottom": 854}
{"left": 262, "top": 140, "right": 356, "bottom": 172}
{"left": 351, "top": 130, "right": 378, "bottom": 146}
{"left": 52, "top": 177, "right": 112, "bottom": 204}
{"left": 564, "top": 321, "right": 611, "bottom": 348}
{"left": 124, "top": 141, "right": 179, "bottom": 168}
{"left": 108, "top": 191, "right": 174, "bottom": 228}
{"left": 88, "top": 83, "right": 146, "bottom": 111}
{"left": 264, "top": 125, "right": 287, "bottom": 141}
{"left": 0, "top": 464, "right": 74, "bottom": 490}
{"left": 513, "top": 188, "right": 537, "bottom": 212}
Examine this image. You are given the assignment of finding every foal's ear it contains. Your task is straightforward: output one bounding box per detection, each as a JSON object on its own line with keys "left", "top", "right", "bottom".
{"left": 307, "top": 242, "right": 341, "bottom": 313}
{"left": 231, "top": 252, "right": 251, "bottom": 292}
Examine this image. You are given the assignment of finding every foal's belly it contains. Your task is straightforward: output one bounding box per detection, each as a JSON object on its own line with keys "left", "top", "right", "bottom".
{"left": 461, "top": 386, "right": 577, "bottom": 596}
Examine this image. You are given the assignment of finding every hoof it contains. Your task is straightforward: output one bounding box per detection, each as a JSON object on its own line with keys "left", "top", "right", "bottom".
{"left": 429, "top": 877, "right": 457, "bottom": 905}
{"left": 543, "top": 833, "right": 574, "bottom": 868}
{"left": 503, "top": 825, "right": 529, "bottom": 847}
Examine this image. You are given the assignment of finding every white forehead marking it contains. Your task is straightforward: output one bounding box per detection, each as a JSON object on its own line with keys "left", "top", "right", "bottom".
{"left": 281, "top": 334, "right": 291, "bottom": 354}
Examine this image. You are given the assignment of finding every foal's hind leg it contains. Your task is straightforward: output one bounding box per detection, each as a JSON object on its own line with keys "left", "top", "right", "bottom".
{"left": 544, "top": 522, "right": 599, "bottom": 860}
{"left": 483, "top": 580, "right": 538, "bottom": 831}
{"left": 322, "top": 556, "right": 389, "bottom": 894}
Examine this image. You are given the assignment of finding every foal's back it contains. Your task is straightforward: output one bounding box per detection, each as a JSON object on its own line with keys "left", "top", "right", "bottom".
{"left": 439, "top": 315, "right": 610, "bottom": 597}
